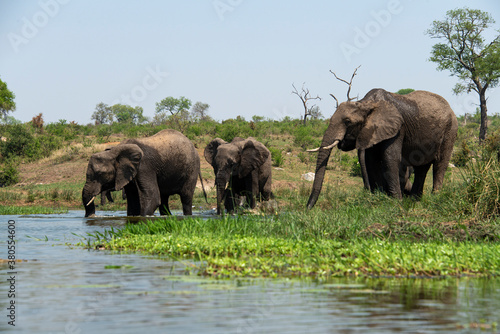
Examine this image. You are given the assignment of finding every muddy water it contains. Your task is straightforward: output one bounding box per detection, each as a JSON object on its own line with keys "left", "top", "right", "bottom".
{"left": 1, "top": 211, "right": 499, "bottom": 333}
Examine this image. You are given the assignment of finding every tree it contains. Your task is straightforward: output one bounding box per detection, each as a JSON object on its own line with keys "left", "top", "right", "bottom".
{"left": 91, "top": 102, "right": 113, "bottom": 125}
{"left": 291, "top": 83, "right": 321, "bottom": 125}
{"left": 308, "top": 106, "right": 323, "bottom": 120}
{"left": 426, "top": 8, "right": 500, "bottom": 142}
{"left": 0, "top": 77, "right": 16, "bottom": 119}
{"left": 155, "top": 96, "right": 192, "bottom": 117}
{"left": 191, "top": 101, "right": 211, "bottom": 121}
{"left": 111, "top": 104, "right": 146, "bottom": 124}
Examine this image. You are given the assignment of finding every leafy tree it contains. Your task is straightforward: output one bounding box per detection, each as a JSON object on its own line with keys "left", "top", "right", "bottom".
{"left": 396, "top": 88, "right": 415, "bottom": 95}
{"left": 426, "top": 8, "right": 500, "bottom": 142}
{"left": 111, "top": 104, "right": 146, "bottom": 124}
{"left": 91, "top": 102, "right": 113, "bottom": 125}
{"left": 0, "top": 77, "right": 16, "bottom": 119}
{"left": 191, "top": 101, "right": 211, "bottom": 121}
{"left": 155, "top": 96, "right": 192, "bottom": 117}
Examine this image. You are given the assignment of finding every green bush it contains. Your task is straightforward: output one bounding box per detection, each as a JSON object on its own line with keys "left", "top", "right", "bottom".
{"left": 350, "top": 158, "right": 362, "bottom": 177}
{"left": 462, "top": 157, "right": 500, "bottom": 219}
{"left": 269, "top": 147, "right": 284, "bottom": 167}
{"left": 452, "top": 140, "right": 472, "bottom": 167}
{"left": 0, "top": 163, "right": 19, "bottom": 186}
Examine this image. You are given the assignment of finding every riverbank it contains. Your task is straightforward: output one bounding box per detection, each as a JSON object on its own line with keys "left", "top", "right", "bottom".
{"left": 83, "top": 185, "right": 500, "bottom": 278}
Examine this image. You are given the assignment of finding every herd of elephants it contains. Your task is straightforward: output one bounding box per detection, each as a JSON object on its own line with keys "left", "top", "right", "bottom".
{"left": 82, "top": 88, "right": 458, "bottom": 217}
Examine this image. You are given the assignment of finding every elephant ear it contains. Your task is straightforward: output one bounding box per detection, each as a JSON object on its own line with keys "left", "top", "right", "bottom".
{"left": 204, "top": 138, "right": 227, "bottom": 166}
{"left": 114, "top": 144, "right": 143, "bottom": 191}
{"left": 356, "top": 100, "right": 403, "bottom": 150}
{"left": 238, "top": 140, "right": 269, "bottom": 178}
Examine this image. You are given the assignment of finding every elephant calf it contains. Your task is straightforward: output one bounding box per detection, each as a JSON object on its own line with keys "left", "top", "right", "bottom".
{"left": 204, "top": 137, "right": 273, "bottom": 214}
{"left": 82, "top": 129, "right": 201, "bottom": 217}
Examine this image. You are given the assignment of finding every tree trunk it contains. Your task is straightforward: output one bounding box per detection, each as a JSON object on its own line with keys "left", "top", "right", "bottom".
{"left": 479, "top": 90, "right": 488, "bottom": 142}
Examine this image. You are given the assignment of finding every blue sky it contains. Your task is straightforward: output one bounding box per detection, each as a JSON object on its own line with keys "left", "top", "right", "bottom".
{"left": 1, "top": 0, "right": 499, "bottom": 124}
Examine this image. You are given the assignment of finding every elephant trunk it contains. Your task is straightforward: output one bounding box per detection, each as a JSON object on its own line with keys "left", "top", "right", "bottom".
{"left": 215, "top": 170, "right": 230, "bottom": 215}
{"left": 307, "top": 123, "right": 343, "bottom": 209}
{"left": 82, "top": 182, "right": 101, "bottom": 217}
{"left": 307, "top": 147, "right": 333, "bottom": 209}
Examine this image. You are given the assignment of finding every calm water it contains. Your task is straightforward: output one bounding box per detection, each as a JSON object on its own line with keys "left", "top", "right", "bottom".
{"left": 1, "top": 211, "right": 499, "bottom": 333}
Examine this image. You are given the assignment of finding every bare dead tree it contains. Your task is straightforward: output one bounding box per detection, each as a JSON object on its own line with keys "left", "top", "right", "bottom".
{"left": 291, "top": 83, "right": 322, "bottom": 125}
{"left": 329, "top": 65, "right": 361, "bottom": 108}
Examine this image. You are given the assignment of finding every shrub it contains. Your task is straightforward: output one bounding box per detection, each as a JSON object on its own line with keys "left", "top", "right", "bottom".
{"left": 269, "top": 147, "right": 284, "bottom": 167}
{"left": 452, "top": 140, "right": 472, "bottom": 167}
{"left": 462, "top": 157, "right": 500, "bottom": 219}
{"left": 350, "top": 158, "right": 362, "bottom": 177}
{"left": 0, "top": 124, "right": 36, "bottom": 160}
{"left": 0, "top": 163, "right": 19, "bottom": 186}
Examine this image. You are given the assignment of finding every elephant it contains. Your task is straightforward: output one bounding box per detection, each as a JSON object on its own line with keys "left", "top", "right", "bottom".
{"left": 204, "top": 137, "right": 273, "bottom": 214}
{"left": 307, "top": 89, "right": 458, "bottom": 209}
{"left": 82, "top": 129, "right": 203, "bottom": 217}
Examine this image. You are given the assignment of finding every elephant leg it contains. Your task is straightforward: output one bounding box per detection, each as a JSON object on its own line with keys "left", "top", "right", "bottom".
{"left": 364, "top": 147, "right": 384, "bottom": 193}
{"left": 358, "top": 149, "right": 370, "bottom": 191}
{"left": 106, "top": 191, "right": 114, "bottom": 203}
{"left": 135, "top": 172, "right": 161, "bottom": 216}
{"left": 260, "top": 177, "right": 273, "bottom": 201}
{"left": 224, "top": 188, "right": 235, "bottom": 213}
{"left": 432, "top": 161, "right": 448, "bottom": 192}
{"left": 411, "top": 163, "right": 432, "bottom": 198}
{"left": 124, "top": 183, "right": 141, "bottom": 216}
{"left": 179, "top": 193, "right": 193, "bottom": 215}
{"left": 100, "top": 191, "right": 107, "bottom": 206}
{"left": 248, "top": 172, "right": 258, "bottom": 209}
{"left": 400, "top": 164, "right": 413, "bottom": 196}
{"left": 159, "top": 195, "right": 171, "bottom": 215}
{"left": 381, "top": 138, "right": 403, "bottom": 199}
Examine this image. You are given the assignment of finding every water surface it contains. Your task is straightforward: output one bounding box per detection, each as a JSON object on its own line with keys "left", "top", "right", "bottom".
{"left": 1, "top": 211, "right": 498, "bottom": 333}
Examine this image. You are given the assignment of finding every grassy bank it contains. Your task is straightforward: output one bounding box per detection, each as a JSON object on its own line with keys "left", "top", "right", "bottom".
{"left": 84, "top": 176, "right": 500, "bottom": 278}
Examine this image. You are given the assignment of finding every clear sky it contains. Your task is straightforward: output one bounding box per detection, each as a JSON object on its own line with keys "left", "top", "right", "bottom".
{"left": 1, "top": 0, "right": 499, "bottom": 124}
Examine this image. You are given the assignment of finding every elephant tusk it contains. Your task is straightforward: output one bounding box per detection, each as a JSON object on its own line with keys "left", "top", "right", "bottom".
{"left": 307, "top": 147, "right": 320, "bottom": 152}
{"left": 86, "top": 196, "right": 96, "bottom": 207}
{"left": 322, "top": 140, "right": 340, "bottom": 150}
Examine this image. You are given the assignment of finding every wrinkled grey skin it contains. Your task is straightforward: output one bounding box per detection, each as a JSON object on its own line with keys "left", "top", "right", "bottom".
{"left": 204, "top": 137, "right": 273, "bottom": 214}
{"left": 307, "top": 89, "right": 458, "bottom": 209}
{"left": 358, "top": 149, "right": 413, "bottom": 196}
{"left": 83, "top": 129, "right": 200, "bottom": 217}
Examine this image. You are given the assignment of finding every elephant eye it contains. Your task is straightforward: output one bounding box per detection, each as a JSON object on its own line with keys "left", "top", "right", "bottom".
{"left": 344, "top": 118, "right": 352, "bottom": 126}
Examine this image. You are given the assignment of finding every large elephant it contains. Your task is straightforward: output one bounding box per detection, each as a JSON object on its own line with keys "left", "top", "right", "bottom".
{"left": 307, "top": 89, "right": 458, "bottom": 209}
{"left": 204, "top": 137, "right": 273, "bottom": 214}
{"left": 82, "top": 129, "right": 202, "bottom": 217}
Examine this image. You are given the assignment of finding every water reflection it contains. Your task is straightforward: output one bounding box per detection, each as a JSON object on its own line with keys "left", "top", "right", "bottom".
{"left": 0, "top": 211, "right": 498, "bottom": 333}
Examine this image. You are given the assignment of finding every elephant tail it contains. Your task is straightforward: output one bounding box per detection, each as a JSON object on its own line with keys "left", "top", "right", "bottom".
{"left": 199, "top": 171, "right": 208, "bottom": 204}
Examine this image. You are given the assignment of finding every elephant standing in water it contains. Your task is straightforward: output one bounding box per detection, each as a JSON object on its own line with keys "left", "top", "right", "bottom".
{"left": 307, "top": 89, "right": 458, "bottom": 209}
{"left": 204, "top": 137, "right": 273, "bottom": 214}
{"left": 82, "top": 129, "right": 203, "bottom": 217}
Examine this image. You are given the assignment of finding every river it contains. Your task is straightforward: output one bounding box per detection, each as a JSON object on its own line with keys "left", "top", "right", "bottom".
{"left": 1, "top": 211, "right": 499, "bottom": 333}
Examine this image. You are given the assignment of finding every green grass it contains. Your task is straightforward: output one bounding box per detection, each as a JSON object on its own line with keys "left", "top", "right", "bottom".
{"left": 0, "top": 205, "right": 68, "bottom": 215}
{"left": 85, "top": 214, "right": 499, "bottom": 278}
{"left": 83, "top": 174, "right": 500, "bottom": 278}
